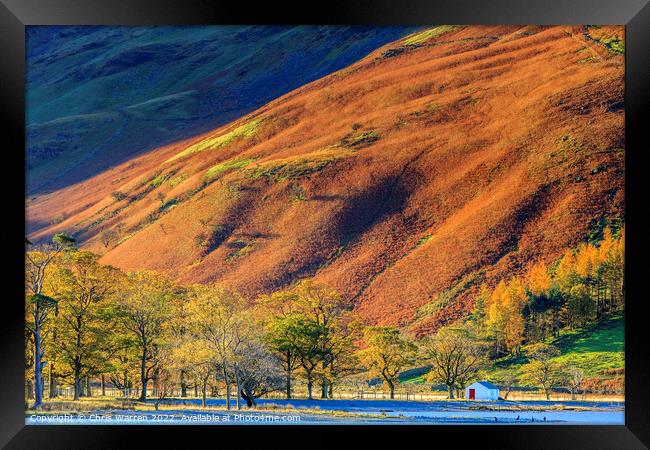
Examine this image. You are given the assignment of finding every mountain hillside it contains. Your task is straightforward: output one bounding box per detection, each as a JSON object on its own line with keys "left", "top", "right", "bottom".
{"left": 27, "top": 25, "right": 625, "bottom": 335}
{"left": 26, "top": 25, "right": 411, "bottom": 194}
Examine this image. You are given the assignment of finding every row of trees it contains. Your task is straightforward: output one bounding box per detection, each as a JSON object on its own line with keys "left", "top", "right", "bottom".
{"left": 25, "top": 237, "right": 402, "bottom": 408}
{"left": 472, "top": 227, "right": 624, "bottom": 356}
{"left": 25, "top": 227, "right": 624, "bottom": 408}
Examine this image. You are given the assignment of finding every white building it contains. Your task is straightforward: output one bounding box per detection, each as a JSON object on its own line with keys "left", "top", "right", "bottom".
{"left": 466, "top": 381, "right": 500, "bottom": 400}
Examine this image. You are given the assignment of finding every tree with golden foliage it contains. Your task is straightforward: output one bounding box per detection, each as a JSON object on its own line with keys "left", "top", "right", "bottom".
{"left": 25, "top": 232, "right": 75, "bottom": 408}
{"left": 421, "top": 325, "right": 485, "bottom": 399}
{"left": 111, "top": 271, "right": 174, "bottom": 401}
{"left": 358, "top": 326, "right": 416, "bottom": 399}
{"left": 49, "top": 250, "right": 122, "bottom": 400}
{"left": 485, "top": 277, "right": 527, "bottom": 356}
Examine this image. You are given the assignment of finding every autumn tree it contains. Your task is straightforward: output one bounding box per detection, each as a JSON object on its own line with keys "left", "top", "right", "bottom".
{"left": 358, "top": 326, "right": 416, "bottom": 399}
{"left": 292, "top": 318, "right": 324, "bottom": 400}
{"left": 167, "top": 285, "right": 192, "bottom": 397}
{"left": 421, "top": 325, "right": 485, "bottom": 399}
{"left": 256, "top": 290, "right": 302, "bottom": 399}
{"left": 112, "top": 271, "right": 174, "bottom": 401}
{"left": 49, "top": 251, "right": 122, "bottom": 399}
{"left": 485, "top": 277, "right": 527, "bottom": 356}
{"left": 566, "top": 366, "right": 584, "bottom": 400}
{"left": 292, "top": 280, "right": 350, "bottom": 399}
{"left": 524, "top": 260, "right": 553, "bottom": 342}
{"left": 172, "top": 339, "right": 216, "bottom": 407}
{"left": 320, "top": 312, "right": 361, "bottom": 398}
{"left": 562, "top": 284, "right": 596, "bottom": 328}
{"left": 520, "top": 343, "right": 563, "bottom": 400}
{"left": 259, "top": 281, "right": 358, "bottom": 400}
{"left": 187, "top": 284, "right": 247, "bottom": 409}
{"left": 237, "top": 336, "right": 284, "bottom": 407}
{"left": 99, "top": 229, "right": 119, "bottom": 250}
{"left": 25, "top": 232, "right": 75, "bottom": 408}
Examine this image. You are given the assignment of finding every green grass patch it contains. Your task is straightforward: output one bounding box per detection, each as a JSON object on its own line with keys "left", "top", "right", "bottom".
{"left": 339, "top": 131, "right": 381, "bottom": 149}
{"left": 247, "top": 149, "right": 351, "bottom": 182}
{"left": 486, "top": 314, "right": 624, "bottom": 378}
{"left": 204, "top": 157, "right": 257, "bottom": 181}
{"left": 550, "top": 314, "right": 624, "bottom": 375}
{"left": 599, "top": 36, "right": 625, "bottom": 55}
{"left": 249, "top": 159, "right": 333, "bottom": 181}
{"left": 150, "top": 173, "right": 171, "bottom": 188}
{"left": 165, "top": 119, "right": 262, "bottom": 163}
{"left": 403, "top": 26, "right": 460, "bottom": 45}
{"left": 167, "top": 173, "right": 188, "bottom": 188}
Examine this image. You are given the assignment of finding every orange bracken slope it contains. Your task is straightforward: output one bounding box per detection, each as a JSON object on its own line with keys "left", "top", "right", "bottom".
{"left": 27, "top": 25, "right": 625, "bottom": 336}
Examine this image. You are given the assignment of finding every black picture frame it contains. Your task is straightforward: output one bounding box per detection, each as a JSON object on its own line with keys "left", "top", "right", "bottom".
{"left": 2, "top": 0, "right": 648, "bottom": 448}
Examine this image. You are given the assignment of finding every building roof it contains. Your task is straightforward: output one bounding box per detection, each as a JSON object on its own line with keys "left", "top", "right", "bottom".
{"left": 469, "top": 381, "right": 499, "bottom": 390}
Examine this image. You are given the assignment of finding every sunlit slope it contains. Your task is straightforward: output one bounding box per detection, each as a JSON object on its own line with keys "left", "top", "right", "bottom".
{"left": 27, "top": 26, "right": 624, "bottom": 334}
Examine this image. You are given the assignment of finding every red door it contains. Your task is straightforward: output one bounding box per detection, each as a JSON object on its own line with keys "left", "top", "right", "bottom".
{"left": 469, "top": 389, "right": 475, "bottom": 400}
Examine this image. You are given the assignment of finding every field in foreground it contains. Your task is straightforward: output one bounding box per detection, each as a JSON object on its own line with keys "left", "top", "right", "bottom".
{"left": 26, "top": 398, "right": 624, "bottom": 425}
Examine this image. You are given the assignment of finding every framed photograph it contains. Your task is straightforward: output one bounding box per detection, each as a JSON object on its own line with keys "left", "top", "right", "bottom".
{"left": 3, "top": 0, "right": 649, "bottom": 447}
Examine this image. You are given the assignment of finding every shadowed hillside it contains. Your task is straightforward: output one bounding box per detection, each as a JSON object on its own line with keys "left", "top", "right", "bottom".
{"left": 26, "top": 25, "right": 412, "bottom": 194}
{"left": 27, "top": 25, "right": 625, "bottom": 335}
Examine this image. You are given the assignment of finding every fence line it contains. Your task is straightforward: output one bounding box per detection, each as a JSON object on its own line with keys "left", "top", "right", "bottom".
{"left": 27, "top": 382, "right": 624, "bottom": 403}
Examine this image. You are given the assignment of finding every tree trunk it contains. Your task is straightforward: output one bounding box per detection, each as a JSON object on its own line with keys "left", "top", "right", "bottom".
{"left": 328, "top": 381, "right": 333, "bottom": 399}
{"left": 180, "top": 370, "right": 187, "bottom": 398}
{"left": 201, "top": 377, "right": 208, "bottom": 408}
{"left": 139, "top": 349, "right": 148, "bottom": 402}
{"left": 321, "top": 378, "right": 328, "bottom": 399}
{"left": 86, "top": 377, "right": 92, "bottom": 397}
{"left": 241, "top": 386, "right": 255, "bottom": 408}
{"left": 388, "top": 380, "right": 395, "bottom": 399}
{"left": 48, "top": 361, "right": 57, "bottom": 399}
{"left": 234, "top": 365, "right": 242, "bottom": 410}
{"left": 27, "top": 380, "right": 34, "bottom": 400}
{"left": 33, "top": 327, "right": 43, "bottom": 408}
{"left": 307, "top": 376, "right": 313, "bottom": 400}
{"left": 222, "top": 366, "right": 231, "bottom": 410}
{"left": 285, "top": 360, "right": 292, "bottom": 399}
{"left": 123, "top": 370, "right": 129, "bottom": 398}
{"left": 194, "top": 378, "right": 199, "bottom": 398}
{"left": 73, "top": 364, "right": 82, "bottom": 400}
{"left": 101, "top": 375, "right": 106, "bottom": 397}
{"left": 448, "top": 384, "right": 455, "bottom": 399}
{"left": 544, "top": 388, "right": 550, "bottom": 401}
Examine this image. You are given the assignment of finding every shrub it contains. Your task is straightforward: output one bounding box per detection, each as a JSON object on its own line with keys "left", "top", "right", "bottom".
{"left": 111, "top": 191, "right": 128, "bottom": 202}
{"left": 289, "top": 184, "right": 307, "bottom": 202}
